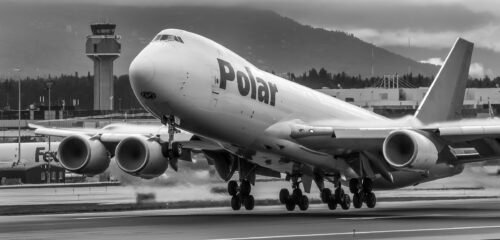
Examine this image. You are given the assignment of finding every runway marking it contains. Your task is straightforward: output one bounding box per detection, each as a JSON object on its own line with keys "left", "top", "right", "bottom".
{"left": 73, "top": 216, "right": 130, "bottom": 220}
{"left": 338, "top": 214, "right": 446, "bottom": 220}
{"left": 208, "top": 225, "right": 500, "bottom": 240}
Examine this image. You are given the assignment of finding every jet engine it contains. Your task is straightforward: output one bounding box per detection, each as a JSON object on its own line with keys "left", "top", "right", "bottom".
{"left": 382, "top": 130, "right": 438, "bottom": 170}
{"left": 203, "top": 150, "right": 236, "bottom": 181}
{"left": 115, "top": 136, "right": 168, "bottom": 179}
{"left": 58, "top": 135, "right": 110, "bottom": 175}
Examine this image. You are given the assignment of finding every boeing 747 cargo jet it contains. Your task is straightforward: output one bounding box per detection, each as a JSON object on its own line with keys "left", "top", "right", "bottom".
{"left": 34, "top": 29, "right": 499, "bottom": 212}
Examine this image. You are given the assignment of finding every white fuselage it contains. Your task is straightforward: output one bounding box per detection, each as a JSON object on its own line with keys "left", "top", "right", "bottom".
{"left": 0, "top": 142, "right": 60, "bottom": 166}
{"left": 131, "top": 30, "right": 385, "bottom": 144}
{"left": 129, "top": 29, "right": 462, "bottom": 188}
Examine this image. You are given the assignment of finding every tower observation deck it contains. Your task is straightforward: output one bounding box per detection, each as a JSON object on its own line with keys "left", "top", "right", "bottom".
{"left": 85, "top": 23, "right": 121, "bottom": 110}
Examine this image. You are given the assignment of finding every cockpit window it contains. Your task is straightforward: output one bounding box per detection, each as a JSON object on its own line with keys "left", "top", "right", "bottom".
{"left": 153, "top": 34, "right": 184, "bottom": 43}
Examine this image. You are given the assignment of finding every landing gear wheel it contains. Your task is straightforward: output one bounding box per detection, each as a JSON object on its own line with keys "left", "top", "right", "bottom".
{"left": 341, "top": 194, "right": 351, "bottom": 210}
{"left": 171, "top": 142, "right": 183, "bottom": 158}
{"left": 240, "top": 180, "right": 251, "bottom": 196}
{"left": 334, "top": 187, "right": 344, "bottom": 201}
{"left": 362, "top": 178, "right": 373, "bottom": 192}
{"left": 320, "top": 188, "right": 332, "bottom": 203}
{"left": 243, "top": 195, "right": 255, "bottom": 210}
{"left": 353, "top": 193, "right": 362, "bottom": 208}
{"left": 327, "top": 197, "right": 337, "bottom": 210}
{"left": 231, "top": 195, "right": 241, "bottom": 210}
{"left": 349, "top": 178, "right": 359, "bottom": 194}
{"left": 298, "top": 195, "right": 309, "bottom": 211}
{"left": 279, "top": 188, "right": 290, "bottom": 204}
{"left": 366, "top": 192, "right": 377, "bottom": 208}
{"left": 292, "top": 188, "right": 303, "bottom": 202}
{"left": 285, "top": 198, "right": 296, "bottom": 211}
{"left": 227, "top": 180, "right": 238, "bottom": 196}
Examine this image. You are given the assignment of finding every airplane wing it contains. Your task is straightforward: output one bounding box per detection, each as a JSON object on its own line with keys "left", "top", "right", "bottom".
{"left": 29, "top": 123, "right": 223, "bottom": 175}
{"left": 284, "top": 118, "right": 500, "bottom": 143}
{"left": 29, "top": 122, "right": 220, "bottom": 149}
{"left": 29, "top": 123, "right": 106, "bottom": 137}
{"left": 276, "top": 118, "right": 500, "bottom": 168}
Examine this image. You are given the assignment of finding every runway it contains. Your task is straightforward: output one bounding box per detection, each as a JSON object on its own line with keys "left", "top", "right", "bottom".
{"left": 1, "top": 198, "right": 500, "bottom": 240}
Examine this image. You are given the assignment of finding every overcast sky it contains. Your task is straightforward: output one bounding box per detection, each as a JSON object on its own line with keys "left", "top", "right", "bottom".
{"left": 39, "top": 0, "right": 498, "bottom": 51}
{"left": 10, "top": 0, "right": 500, "bottom": 77}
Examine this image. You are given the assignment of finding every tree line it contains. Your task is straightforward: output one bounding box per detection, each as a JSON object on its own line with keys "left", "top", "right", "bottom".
{"left": 0, "top": 69, "right": 498, "bottom": 110}
{"left": 290, "top": 68, "right": 500, "bottom": 89}
{"left": 0, "top": 73, "right": 142, "bottom": 111}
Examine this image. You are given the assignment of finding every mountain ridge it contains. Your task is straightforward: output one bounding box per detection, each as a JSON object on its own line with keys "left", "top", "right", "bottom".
{"left": 0, "top": 4, "right": 438, "bottom": 77}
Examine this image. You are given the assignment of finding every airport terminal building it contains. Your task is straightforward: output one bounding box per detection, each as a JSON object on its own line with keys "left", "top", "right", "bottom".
{"left": 318, "top": 87, "right": 500, "bottom": 117}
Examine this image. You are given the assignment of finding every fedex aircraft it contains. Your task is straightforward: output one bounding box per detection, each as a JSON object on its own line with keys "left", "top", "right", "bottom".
{"left": 35, "top": 29, "right": 500, "bottom": 212}
{"left": 0, "top": 142, "right": 59, "bottom": 167}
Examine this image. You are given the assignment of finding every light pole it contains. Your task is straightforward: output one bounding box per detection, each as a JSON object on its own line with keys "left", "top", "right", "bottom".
{"left": 13, "top": 68, "right": 21, "bottom": 166}
{"left": 45, "top": 81, "right": 54, "bottom": 183}
{"left": 109, "top": 95, "right": 114, "bottom": 112}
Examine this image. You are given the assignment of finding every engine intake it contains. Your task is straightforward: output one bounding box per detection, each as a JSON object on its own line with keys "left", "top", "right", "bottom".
{"left": 115, "top": 136, "right": 168, "bottom": 179}
{"left": 382, "top": 130, "right": 438, "bottom": 170}
{"left": 58, "top": 135, "right": 110, "bottom": 175}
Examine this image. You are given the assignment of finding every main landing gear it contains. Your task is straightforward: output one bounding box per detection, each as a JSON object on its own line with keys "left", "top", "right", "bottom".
{"left": 228, "top": 179, "right": 255, "bottom": 211}
{"left": 349, "top": 178, "right": 376, "bottom": 209}
{"left": 279, "top": 175, "right": 310, "bottom": 211}
{"left": 319, "top": 176, "right": 351, "bottom": 211}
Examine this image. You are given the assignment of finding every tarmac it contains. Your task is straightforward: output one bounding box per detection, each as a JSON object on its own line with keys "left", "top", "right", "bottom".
{"left": 0, "top": 166, "right": 499, "bottom": 239}
{"left": 1, "top": 199, "right": 500, "bottom": 239}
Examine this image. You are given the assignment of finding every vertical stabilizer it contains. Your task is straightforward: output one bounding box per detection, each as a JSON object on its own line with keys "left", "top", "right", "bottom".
{"left": 414, "top": 38, "right": 473, "bottom": 124}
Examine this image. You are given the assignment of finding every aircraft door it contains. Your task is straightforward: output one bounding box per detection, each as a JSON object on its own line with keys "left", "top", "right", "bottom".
{"left": 210, "top": 49, "right": 223, "bottom": 108}
{"left": 210, "top": 68, "right": 220, "bottom": 108}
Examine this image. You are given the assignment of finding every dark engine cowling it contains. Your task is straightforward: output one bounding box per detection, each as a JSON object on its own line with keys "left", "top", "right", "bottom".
{"left": 115, "top": 136, "right": 168, "bottom": 179}
{"left": 203, "top": 150, "right": 236, "bottom": 181}
{"left": 58, "top": 135, "right": 110, "bottom": 175}
{"left": 382, "top": 130, "right": 439, "bottom": 170}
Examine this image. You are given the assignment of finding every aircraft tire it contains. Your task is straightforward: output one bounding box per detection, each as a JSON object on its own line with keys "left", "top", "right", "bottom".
{"left": 362, "top": 178, "right": 373, "bottom": 192}
{"left": 173, "top": 142, "right": 183, "bottom": 157}
{"left": 320, "top": 188, "right": 332, "bottom": 203}
{"left": 366, "top": 192, "right": 376, "bottom": 208}
{"left": 298, "top": 195, "right": 309, "bottom": 211}
{"left": 279, "top": 188, "right": 290, "bottom": 204}
{"left": 240, "top": 180, "right": 251, "bottom": 196}
{"left": 327, "top": 197, "right": 337, "bottom": 210}
{"left": 243, "top": 195, "right": 255, "bottom": 210}
{"left": 231, "top": 195, "right": 241, "bottom": 210}
{"left": 228, "top": 180, "right": 238, "bottom": 196}
{"left": 353, "top": 193, "right": 362, "bottom": 208}
{"left": 285, "top": 198, "right": 296, "bottom": 211}
{"left": 341, "top": 194, "right": 351, "bottom": 210}
{"left": 349, "top": 178, "right": 359, "bottom": 194}
{"left": 334, "top": 187, "right": 344, "bottom": 202}
{"left": 292, "top": 188, "right": 303, "bottom": 203}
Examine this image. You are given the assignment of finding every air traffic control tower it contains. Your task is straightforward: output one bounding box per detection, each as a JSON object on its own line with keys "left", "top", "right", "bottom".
{"left": 86, "top": 23, "right": 121, "bottom": 110}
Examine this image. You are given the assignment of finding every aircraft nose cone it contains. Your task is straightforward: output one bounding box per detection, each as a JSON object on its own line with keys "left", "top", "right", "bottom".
{"left": 129, "top": 56, "right": 155, "bottom": 85}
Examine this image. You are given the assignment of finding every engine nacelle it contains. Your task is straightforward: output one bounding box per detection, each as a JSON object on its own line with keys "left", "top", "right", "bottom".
{"left": 58, "top": 135, "right": 110, "bottom": 175}
{"left": 203, "top": 150, "right": 236, "bottom": 181}
{"left": 115, "top": 136, "right": 168, "bottom": 179}
{"left": 382, "top": 130, "right": 438, "bottom": 170}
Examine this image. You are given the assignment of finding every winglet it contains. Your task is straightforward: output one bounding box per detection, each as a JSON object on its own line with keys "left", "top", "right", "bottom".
{"left": 414, "top": 38, "right": 473, "bottom": 124}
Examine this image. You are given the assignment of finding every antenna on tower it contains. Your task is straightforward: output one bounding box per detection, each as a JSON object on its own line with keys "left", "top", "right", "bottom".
{"left": 408, "top": 37, "right": 412, "bottom": 75}
{"left": 371, "top": 44, "right": 374, "bottom": 78}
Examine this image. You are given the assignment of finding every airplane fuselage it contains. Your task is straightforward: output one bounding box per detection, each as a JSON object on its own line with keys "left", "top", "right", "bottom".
{"left": 129, "top": 29, "right": 463, "bottom": 188}
{"left": 0, "top": 142, "right": 60, "bottom": 166}
{"left": 131, "top": 29, "right": 385, "bottom": 145}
